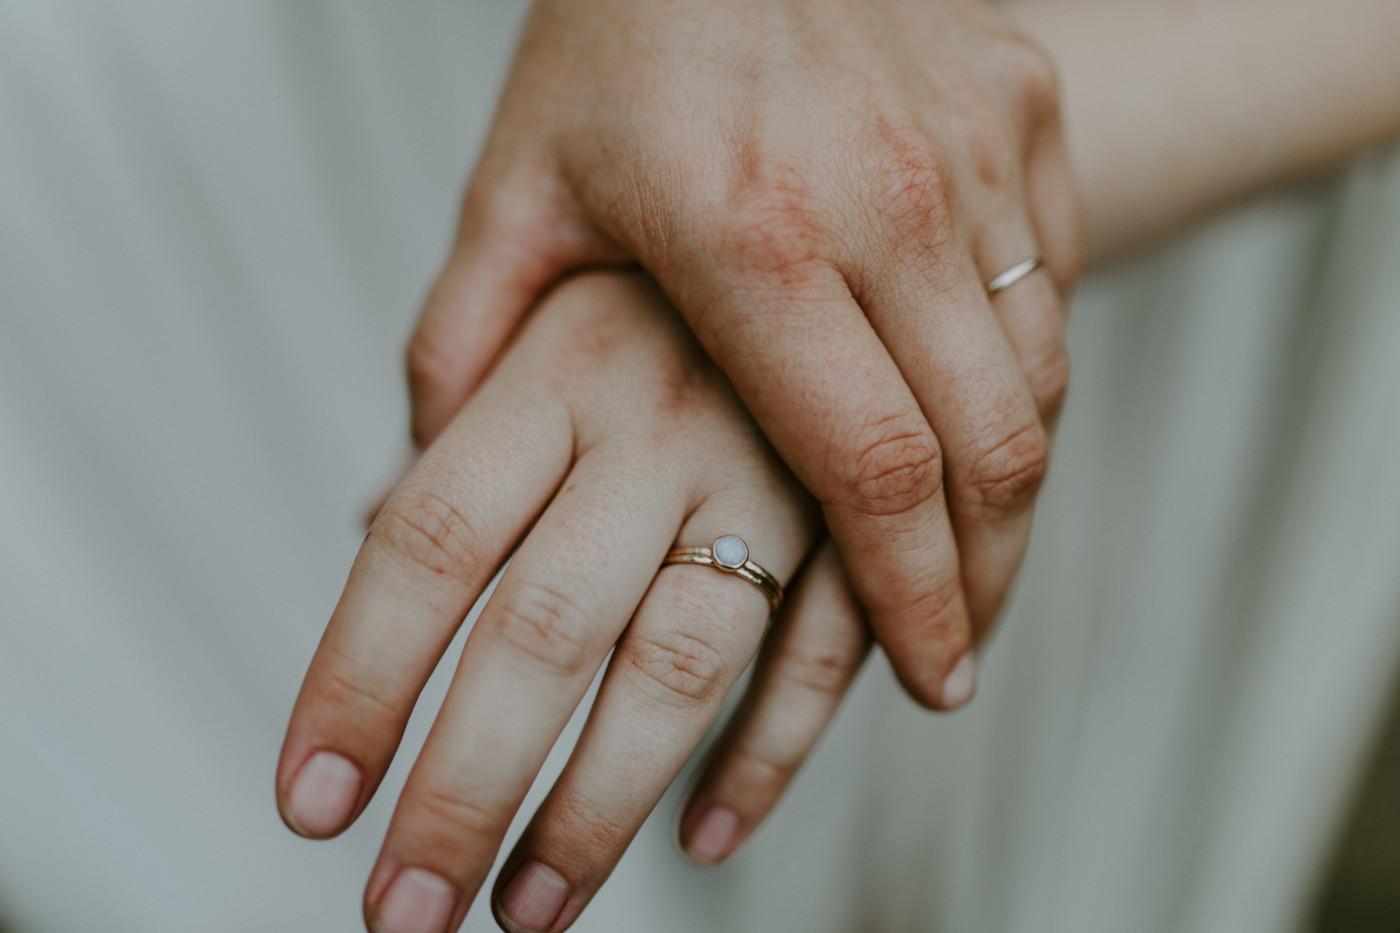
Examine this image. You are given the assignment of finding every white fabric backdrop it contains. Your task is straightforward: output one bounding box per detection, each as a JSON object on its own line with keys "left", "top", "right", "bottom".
{"left": 1, "top": 2, "right": 1397, "bottom": 931}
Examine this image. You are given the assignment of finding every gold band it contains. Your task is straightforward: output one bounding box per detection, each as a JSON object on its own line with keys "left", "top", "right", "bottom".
{"left": 662, "top": 536, "right": 782, "bottom": 614}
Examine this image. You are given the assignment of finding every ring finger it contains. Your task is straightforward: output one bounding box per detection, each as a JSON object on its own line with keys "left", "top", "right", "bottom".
{"left": 491, "top": 481, "right": 818, "bottom": 933}
{"left": 678, "top": 539, "right": 870, "bottom": 864}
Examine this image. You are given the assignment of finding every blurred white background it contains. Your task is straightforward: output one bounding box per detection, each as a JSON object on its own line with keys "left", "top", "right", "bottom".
{"left": 2, "top": 3, "right": 1399, "bottom": 932}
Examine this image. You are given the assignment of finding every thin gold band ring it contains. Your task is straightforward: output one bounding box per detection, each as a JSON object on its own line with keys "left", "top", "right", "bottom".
{"left": 662, "top": 535, "right": 782, "bottom": 614}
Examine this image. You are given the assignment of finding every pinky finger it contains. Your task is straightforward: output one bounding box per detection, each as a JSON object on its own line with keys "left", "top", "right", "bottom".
{"left": 676, "top": 541, "right": 870, "bottom": 865}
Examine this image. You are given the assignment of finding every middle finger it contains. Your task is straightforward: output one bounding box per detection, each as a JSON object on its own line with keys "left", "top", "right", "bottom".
{"left": 364, "top": 446, "right": 688, "bottom": 933}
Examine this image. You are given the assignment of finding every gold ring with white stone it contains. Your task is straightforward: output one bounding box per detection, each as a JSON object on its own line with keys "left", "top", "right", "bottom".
{"left": 662, "top": 536, "right": 783, "bottom": 614}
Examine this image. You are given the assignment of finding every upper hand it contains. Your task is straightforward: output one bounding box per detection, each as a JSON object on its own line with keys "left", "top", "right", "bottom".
{"left": 407, "top": 0, "right": 1084, "bottom": 707}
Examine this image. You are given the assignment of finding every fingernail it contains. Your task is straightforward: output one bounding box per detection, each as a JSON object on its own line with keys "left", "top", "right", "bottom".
{"left": 286, "top": 750, "right": 361, "bottom": 836}
{"left": 498, "top": 861, "right": 570, "bottom": 932}
{"left": 684, "top": 805, "right": 742, "bottom": 864}
{"left": 374, "top": 867, "right": 457, "bottom": 933}
{"left": 940, "top": 653, "right": 977, "bottom": 708}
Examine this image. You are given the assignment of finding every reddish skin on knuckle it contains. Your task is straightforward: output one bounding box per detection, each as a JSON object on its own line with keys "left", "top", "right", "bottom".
{"left": 722, "top": 168, "right": 827, "bottom": 285}
{"left": 861, "top": 120, "right": 956, "bottom": 251}
{"left": 372, "top": 492, "right": 480, "bottom": 581}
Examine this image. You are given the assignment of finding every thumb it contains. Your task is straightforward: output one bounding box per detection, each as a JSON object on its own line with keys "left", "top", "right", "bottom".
{"left": 405, "top": 168, "right": 623, "bottom": 449}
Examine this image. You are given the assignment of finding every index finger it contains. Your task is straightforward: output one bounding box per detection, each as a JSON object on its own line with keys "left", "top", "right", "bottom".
{"left": 275, "top": 378, "right": 573, "bottom": 839}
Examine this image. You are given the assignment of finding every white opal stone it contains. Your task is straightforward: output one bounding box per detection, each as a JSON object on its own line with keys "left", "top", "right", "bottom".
{"left": 712, "top": 535, "right": 748, "bottom": 570}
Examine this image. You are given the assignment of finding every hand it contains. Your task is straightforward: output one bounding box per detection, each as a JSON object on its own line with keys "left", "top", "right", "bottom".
{"left": 406, "top": 0, "right": 1084, "bottom": 708}
{"left": 278, "top": 274, "right": 870, "bottom": 933}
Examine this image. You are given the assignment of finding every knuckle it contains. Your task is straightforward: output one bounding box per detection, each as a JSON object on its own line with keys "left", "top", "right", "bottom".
{"left": 410, "top": 780, "right": 501, "bottom": 846}
{"left": 623, "top": 626, "right": 730, "bottom": 709}
{"left": 960, "top": 417, "right": 1050, "bottom": 518}
{"left": 779, "top": 638, "right": 859, "bottom": 698}
{"left": 485, "top": 579, "right": 595, "bottom": 676}
{"left": 726, "top": 741, "right": 798, "bottom": 793}
{"left": 459, "top": 166, "right": 547, "bottom": 240}
{"left": 956, "top": 114, "right": 1018, "bottom": 192}
{"left": 547, "top": 790, "right": 631, "bottom": 854}
{"left": 458, "top": 176, "right": 506, "bottom": 230}
{"left": 833, "top": 413, "right": 943, "bottom": 517}
{"left": 308, "top": 652, "right": 406, "bottom": 726}
{"left": 372, "top": 491, "right": 480, "bottom": 581}
{"left": 864, "top": 122, "right": 955, "bottom": 247}
{"left": 720, "top": 166, "right": 826, "bottom": 283}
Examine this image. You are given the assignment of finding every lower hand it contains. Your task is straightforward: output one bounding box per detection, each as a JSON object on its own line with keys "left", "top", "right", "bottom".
{"left": 278, "top": 274, "right": 870, "bottom": 933}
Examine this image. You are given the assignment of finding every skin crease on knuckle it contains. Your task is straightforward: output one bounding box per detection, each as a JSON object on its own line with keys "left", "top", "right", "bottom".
{"left": 371, "top": 491, "right": 482, "bottom": 582}
{"left": 833, "top": 410, "right": 944, "bottom": 519}
{"left": 536, "top": 789, "right": 636, "bottom": 864}
{"left": 708, "top": 742, "right": 800, "bottom": 807}
{"left": 402, "top": 779, "right": 504, "bottom": 857}
{"left": 623, "top": 619, "right": 736, "bottom": 710}
{"left": 478, "top": 578, "right": 598, "bottom": 678}
{"left": 776, "top": 634, "right": 863, "bottom": 700}
{"left": 960, "top": 415, "right": 1050, "bottom": 521}
{"left": 304, "top": 648, "right": 410, "bottom": 736}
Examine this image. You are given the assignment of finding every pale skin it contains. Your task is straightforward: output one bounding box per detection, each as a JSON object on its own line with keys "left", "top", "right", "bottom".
{"left": 276, "top": 0, "right": 1400, "bottom": 931}
{"left": 281, "top": 273, "right": 857, "bottom": 933}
